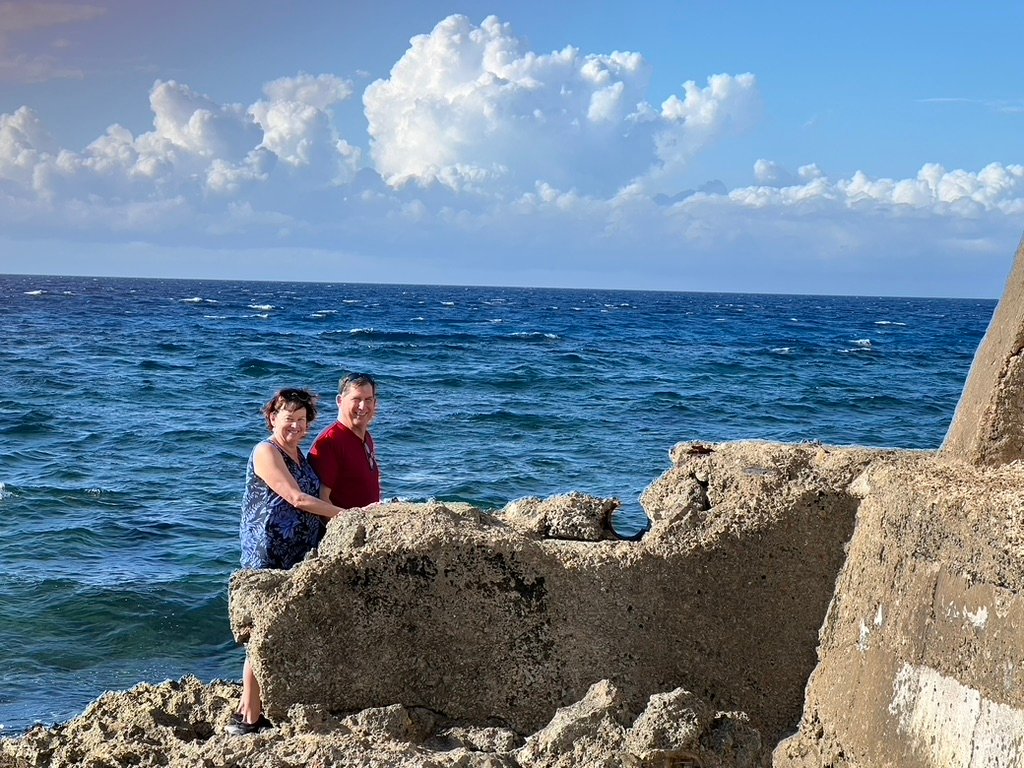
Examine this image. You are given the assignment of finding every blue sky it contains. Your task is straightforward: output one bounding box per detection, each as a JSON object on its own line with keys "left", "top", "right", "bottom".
{"left": 1, "top": 0, "right": 1021, "bottom": 297}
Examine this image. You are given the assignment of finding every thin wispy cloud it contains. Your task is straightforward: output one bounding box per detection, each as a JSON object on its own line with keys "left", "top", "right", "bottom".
{"left": 0, "top": 1, "right": 105, "bottom": 83}
{"left": 919, "top": 96, "right": 1024, "bottom": 114}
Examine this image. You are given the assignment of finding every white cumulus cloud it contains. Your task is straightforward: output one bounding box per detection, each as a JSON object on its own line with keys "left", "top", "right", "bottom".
{"left": 0, "top": 12, "right": 1021, "bottom": 297}
{"left": 364, "top": 15, "right": 756, "bottom": 197}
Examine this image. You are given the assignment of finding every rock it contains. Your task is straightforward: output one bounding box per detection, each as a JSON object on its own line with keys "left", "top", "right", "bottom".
{"left": 624, "top": 687, "right": 713, "bottom": 760}
{"left": 774, "top": 456, "right": 1024, "bottom": 767}
{"left": 496, "top": 492, "right": 619, "bottom": 541}
{"left": 229, "top": 442, "right": 883, "bottom": 744}
{"left": 942, "top": 237, "right": 1024, "bottom": 465}
{"left": 623, "top": 688, "right": 763, "bottom": 767}
{"left": 427, "top": 725, "right": 523, "bottom": 753}
{"left": 516, "top": 680, "right": 630, "bottom": 767}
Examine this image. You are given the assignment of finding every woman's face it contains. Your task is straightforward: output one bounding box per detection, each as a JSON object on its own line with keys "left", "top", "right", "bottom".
{"left": 270, "top": 404, "right": 309, "bottom": 447}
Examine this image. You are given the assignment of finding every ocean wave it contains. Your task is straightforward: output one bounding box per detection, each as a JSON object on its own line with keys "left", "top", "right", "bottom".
{"left": 248, "top": 304, "right": 275, "bottom": 311}
{"left": 468, "top": 409, "right": 547, "bottom": 428}
{"left": 138, "top": 359, "right": 193, "bottom": 371}
{"left": 237, "top": 357, "right": 295, "bottom": 375}
{"left": 325, "top": 328, "right": 480, "bottom": 344}
{"left": 23, "top": 290, "right": 45, "bottom": 296}
{"left": 156, "top": 341, "right": 189, "bottom": 352}
{"left": 874, "top": 320, "right": 907, "bottom": 326}
{"left": 180, "top": 297, "right": 218, "bottom": 305}
{"left": 851, "top": 338, "right": 872, "bottom": 348}
{"left": 0, "top": 420, "right": 55, "bottom": 437}
{"left": 510, "top": 332, "right": 559, "bottom": 341}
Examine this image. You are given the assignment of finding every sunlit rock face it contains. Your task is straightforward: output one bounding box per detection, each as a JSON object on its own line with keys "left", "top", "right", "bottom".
{"left": 943, "top": 238, "right": 1024, "bottom": 466}
{"left": 777, "top": 239, "right": 1024, "bottom": 768}
{"left": 774, "top": 456, "right": 1024, "bottom": 768}
{"left": 229, "top": 442, "right": 883, "bottom": 746}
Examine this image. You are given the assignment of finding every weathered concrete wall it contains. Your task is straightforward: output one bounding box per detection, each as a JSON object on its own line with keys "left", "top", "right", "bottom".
{"left": 942, "top": 235, "right": 1024, "bottom": 465}
{"left": 229, "top": 441, "right": 885, "bottom": 746}
{"left": 774, "top": 456, "right": 1024, "bottom": 768}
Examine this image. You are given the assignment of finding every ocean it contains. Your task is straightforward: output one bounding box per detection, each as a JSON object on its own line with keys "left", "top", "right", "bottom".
{"left": 0, "top": 274, "right": 995, "bottom": 735}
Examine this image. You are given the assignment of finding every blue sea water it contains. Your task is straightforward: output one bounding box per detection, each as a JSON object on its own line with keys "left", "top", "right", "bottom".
{"left": 0, "top": 274, "right": 995, "bottom": 735}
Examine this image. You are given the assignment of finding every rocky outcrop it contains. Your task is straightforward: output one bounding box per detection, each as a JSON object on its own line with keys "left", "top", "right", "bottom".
{"left": 773, "top": 456, "right": 1024, "bottom": 767}
{"left": 0, "top": 676, "right": 762, "bottom": 767}
{"left": 772, "top": 237, "right": 1024, "bottom": 767}
{"left": 942, "top": 236, "right": 1024, "bottom": 464}
{"left": 227, "top": 443, "right": 884, "bottom": 746}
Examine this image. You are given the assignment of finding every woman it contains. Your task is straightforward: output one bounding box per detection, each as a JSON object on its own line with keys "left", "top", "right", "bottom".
{"left": 230, "top": 387, "right": 344, "bottom": 736}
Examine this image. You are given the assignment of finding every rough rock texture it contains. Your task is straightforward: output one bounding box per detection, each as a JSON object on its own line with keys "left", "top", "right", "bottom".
{"left": 773, "top": 456, "right": 1024, "bottom": 768}
{"left": 0, "top": 676, "right": 763, "bottom": 768}
{"left": 228, "top": 442, "right": 885, "bottom": 745}
{"left": 942, "top": 235, "right": 1024, "bottom": 464}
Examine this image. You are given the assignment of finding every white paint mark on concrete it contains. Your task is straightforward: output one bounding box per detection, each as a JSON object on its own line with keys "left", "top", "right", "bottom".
{"left": 965, "top": 605, "right": 988, "bottom": 629}
{"left": 858, "top": 620, "right": 870, "bottom": 652}
{"left": 889, "top": 663, "right": 1024, "bottom": 767}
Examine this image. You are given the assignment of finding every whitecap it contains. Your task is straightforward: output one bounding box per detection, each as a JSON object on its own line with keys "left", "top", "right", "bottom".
{"left": 412, "top": 316, "right": 425, "bottom": 321}
{"left": 24, "top": 290, "right": 44, "bottom": 296}
{"left": 852, "top": 339, "right": 872, "bottom": 348}
{"left": 771, "top": 347, "right": 793, "bottom": 354}
{"left": 441, "top": 301, "right": 455, "bottom": 306}
{"left": 343, "top": 299, "right": 360, "bottom": 305}
{"left": 181, "top": 297, "right": 204, "bottom": 303}
{"left": 248, "top": 304, "right": 275, "bottom": 311}
{"left": 874, "top": 320, "right": 907, "bottom": 326}
{"left": 511, "top": 332, "right": 559, "bottom": 340}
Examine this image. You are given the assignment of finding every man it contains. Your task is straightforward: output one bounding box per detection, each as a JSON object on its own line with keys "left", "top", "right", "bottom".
{"left": 309, "top": 372, "right": 381, "bottom": 509}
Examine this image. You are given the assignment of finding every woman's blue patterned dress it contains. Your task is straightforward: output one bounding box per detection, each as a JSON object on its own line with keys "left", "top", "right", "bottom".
{"left": 240, "top": 439, "right": 326, "bottom": 569}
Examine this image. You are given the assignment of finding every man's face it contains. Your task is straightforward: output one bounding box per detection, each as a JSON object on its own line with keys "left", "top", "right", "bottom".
{"left": 338, "top": 383, "right": 377, "bottom": 432}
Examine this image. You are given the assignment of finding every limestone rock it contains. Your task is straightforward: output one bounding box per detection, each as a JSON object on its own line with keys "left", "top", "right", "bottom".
{"left": 496, "top": 492, "right": 619, "bottom": 541}
{"left": 517, "top": 679, "right": 629, "bottom": 767}
{"left": 774, "top": 456, "right": 1024, "bottom": 767}
{"left": 624, "top": 688, "right": 763, "bottom": 768}
{"left": 624, "top": 687, "right": 713, "bottom": 760}
{"left": 0, "top": 675, "right": 762, "bottom": 768}
{"left": 229, "top": 441, "right": 886, "bottom": 745}
{"left": 943, "top": 236, "right": 1024, "bottom": 465}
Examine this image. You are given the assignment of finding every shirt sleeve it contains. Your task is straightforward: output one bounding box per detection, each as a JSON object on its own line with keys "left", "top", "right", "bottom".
{"left": 309, "top": 431, "right": 340, "bottom": 491}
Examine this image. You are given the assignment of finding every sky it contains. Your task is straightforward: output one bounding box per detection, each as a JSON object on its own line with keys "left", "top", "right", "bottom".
{"left": 0, "top": 0, "right": 1022, "bottom": 297}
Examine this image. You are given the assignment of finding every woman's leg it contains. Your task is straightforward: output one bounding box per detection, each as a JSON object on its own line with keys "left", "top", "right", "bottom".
{"left": 239, "top": 656, "right": 262, "bottom": 724}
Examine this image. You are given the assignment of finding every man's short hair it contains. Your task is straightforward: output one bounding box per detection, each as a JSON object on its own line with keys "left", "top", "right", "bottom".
{"left": 339, "top": 372, "right": 377, "bottom": 396}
